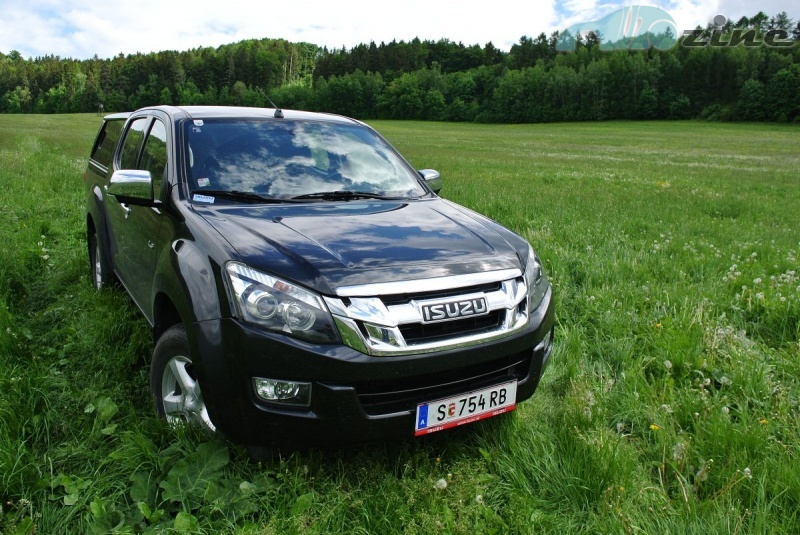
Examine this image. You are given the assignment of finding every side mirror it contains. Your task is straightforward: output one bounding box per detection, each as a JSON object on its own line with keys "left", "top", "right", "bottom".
{"left": 419, "top": 169, "right": 442, "bottom": 194}
{"left": 108, "top": 169, "right": 155, "bottom": 205}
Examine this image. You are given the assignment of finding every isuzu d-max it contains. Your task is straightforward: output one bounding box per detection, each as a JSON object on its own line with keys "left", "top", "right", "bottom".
{"left": 83, "top": 105, "right": 554, "bottom": 448}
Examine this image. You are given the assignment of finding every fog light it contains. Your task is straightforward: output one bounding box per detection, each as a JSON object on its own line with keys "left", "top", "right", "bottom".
{"left": 253, "top": 378, "right": 311, "bottom": 406}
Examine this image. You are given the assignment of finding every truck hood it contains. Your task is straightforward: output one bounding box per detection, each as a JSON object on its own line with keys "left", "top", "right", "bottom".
{"left": 194, "top": 199, "right": 527, "bottom": 295}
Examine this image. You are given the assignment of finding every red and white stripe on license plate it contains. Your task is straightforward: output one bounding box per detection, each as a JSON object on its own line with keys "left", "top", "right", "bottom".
{"left": 414, "top": 381, "right": 517, "bottom": 436}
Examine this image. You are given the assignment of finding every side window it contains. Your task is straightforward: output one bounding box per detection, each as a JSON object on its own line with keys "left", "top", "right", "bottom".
{"left": 140, "top": 119, "right": 168, "bottom": 198}
{"left": 119, "top": 118, "right": 148, "bottom": 169}
{"left": 90, "top": 119, "right": 125, "bottom": 168}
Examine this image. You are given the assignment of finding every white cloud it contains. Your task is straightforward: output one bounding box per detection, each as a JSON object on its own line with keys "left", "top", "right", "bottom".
{"left": 1, "top": 0, "right": 794, "bottom": 60}
{"left": 666, "top": 0, "right": 722, "bottom": 32}
{"left": 0, "top": 0, "right": 560, "bottom": 59}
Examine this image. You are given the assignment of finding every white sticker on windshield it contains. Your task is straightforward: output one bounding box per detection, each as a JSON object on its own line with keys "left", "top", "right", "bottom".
{"left": 192, "top": 194, "right": 215, "bottom": 203}
{"left": 197, "top": 177, "right": 210, "bottom": 187}
{"left": 193, "top": 120, "right": 204, "bottom": 126}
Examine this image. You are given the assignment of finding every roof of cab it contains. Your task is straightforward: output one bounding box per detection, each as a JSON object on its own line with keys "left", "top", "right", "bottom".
{"left": 103, "top": 112, "right": 132, "bottom": 121}
{"left": 113, "top": 105, "right": 361, "bottom": 126}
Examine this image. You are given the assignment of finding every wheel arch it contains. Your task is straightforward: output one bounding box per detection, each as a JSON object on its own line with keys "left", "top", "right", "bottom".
{"left": 152, "top": 291, "right": 184, "bottom": 344}
{"left": 86, "top": 186, "right": 113, "bottom": 272}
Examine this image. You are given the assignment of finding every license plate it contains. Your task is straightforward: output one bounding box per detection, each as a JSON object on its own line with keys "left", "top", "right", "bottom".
{"left": 414, "top": 381, "right": 517, "bottom": 436}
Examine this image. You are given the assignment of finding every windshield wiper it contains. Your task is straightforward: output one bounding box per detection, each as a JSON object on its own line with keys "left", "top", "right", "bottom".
{"left": 291, "top": 190, "right": 409, "bottom": 201}
{"left": 194, "top": 190, "right": 298, "bottom": 204}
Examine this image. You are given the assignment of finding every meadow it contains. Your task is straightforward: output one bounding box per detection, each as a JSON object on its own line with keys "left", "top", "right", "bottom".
{"left": 1, "top": 114, "right": 799, "bottom": 533}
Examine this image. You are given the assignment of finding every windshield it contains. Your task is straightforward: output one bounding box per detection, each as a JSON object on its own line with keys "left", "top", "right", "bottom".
{"left": 184, "top": 119, "right": 427, "bottom": 200}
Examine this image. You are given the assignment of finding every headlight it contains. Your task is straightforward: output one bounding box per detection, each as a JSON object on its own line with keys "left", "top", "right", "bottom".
{"left": 226, "top": 262, "right": 339, "bottom": 343}
{"left": 524, "top": 245, "right": 549, "bottom": 314}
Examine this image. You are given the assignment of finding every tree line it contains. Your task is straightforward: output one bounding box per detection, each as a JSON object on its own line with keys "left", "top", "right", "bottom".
{"left": 1, "top": 11, "right": 798, "bottom": 123}
{"left": 0, "top": 39, "right": 319, "bottom": 114}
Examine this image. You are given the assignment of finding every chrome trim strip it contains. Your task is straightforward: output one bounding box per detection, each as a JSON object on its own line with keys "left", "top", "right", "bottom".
{"left": 334, "top": 269, "right": 522, "bottom": 297}
{"left": 88, "top": 159, "right": 108, "bottom": 176}
{"left": 341, "top": 312, "right": 530, "bottom": 356}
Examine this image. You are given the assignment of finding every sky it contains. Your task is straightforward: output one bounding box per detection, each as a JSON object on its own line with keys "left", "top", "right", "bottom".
{"left": 0, "top": 0, "right": 795, "bottom": 60}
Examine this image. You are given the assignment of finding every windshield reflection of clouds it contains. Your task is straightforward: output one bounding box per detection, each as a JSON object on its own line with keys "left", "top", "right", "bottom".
{"left": 187, "top": 121, "right": 424, "bottom": 199}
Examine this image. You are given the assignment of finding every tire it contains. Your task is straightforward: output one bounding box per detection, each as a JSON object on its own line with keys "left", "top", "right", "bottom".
{"left": 151, "top": 324, "right": 216, "bottom": 432}
{"left": 88, "top": 229, "right": 112, "bottom": 290}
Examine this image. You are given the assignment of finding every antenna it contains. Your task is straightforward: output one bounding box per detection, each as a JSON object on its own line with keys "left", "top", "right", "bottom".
{"left": 265, "top": 96, "right": 284, "bottom": 119}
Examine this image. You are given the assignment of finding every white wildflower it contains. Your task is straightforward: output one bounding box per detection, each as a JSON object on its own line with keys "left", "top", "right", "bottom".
{"left": 743, "top": 467, "right": 752, "bottom": 480}
{"left": 435, "top": 478, "right": 447, "bottom": 490}
{"left": 695, "top": 460, "right": 712, "bottom": 482}
{"left": 664, "top": 360, "right": 673, "bottom": 370}
{"left": 672, "top": 442, "right": 686, "bottom": 461}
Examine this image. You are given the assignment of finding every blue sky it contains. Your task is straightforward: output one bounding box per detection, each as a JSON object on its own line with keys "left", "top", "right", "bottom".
{"left": 0, "top": 0, "right": 795, "bottom": 60}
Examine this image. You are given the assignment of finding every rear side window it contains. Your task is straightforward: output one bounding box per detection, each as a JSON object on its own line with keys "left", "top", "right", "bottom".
{"left": 90, "top": 119, "right": 125, "bottom": 168}
{"left": 120, "top": 118, "right": 149, "bottom": 169}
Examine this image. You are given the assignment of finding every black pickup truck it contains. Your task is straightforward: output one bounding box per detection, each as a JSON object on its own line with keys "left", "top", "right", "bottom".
{"left": 83, "top": 105, "right": 554, "bottom": 449}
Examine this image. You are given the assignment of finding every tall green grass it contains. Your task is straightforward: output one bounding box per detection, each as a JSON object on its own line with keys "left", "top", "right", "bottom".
{"left": 1, "top": 115, "right": 799, "bottom": 533}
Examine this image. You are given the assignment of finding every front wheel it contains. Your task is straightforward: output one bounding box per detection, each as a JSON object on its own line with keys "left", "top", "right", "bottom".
{"left": 151, "top": 325, "right": 216, "bottom": 432}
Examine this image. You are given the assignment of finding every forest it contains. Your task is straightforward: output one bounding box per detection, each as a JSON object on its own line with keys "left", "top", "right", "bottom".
{"left": 0, "top": 10, "right": 798, "bottom": 123}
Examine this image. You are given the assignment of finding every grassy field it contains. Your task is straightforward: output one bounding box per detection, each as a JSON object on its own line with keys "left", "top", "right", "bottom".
{"left": 1, "top": 114, "right": 799, "bottom": 534}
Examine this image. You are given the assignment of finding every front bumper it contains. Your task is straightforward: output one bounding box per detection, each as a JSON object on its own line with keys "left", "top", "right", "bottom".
{"left": 189, "top": 286, "right": 555, "bottom": 448}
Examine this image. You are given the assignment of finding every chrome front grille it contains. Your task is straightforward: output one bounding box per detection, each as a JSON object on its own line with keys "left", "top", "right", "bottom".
{"left": 324, "top": 269, "right": 529, "bottom": 356}
{"left": 398, "top": 310, "right": 504, "bottom": 344}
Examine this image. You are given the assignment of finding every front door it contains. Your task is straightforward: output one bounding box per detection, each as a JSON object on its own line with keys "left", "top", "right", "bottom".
{"left": 107, "top": 116, "right": 170, "bottom": 318}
